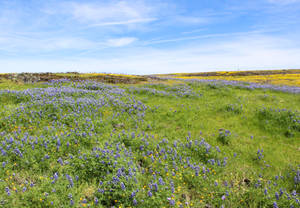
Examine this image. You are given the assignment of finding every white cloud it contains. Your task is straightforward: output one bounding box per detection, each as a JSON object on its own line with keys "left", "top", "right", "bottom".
{"left": 0, "top": 1, "right": 300, "bottom": 74}
{"left": 0, "top": 34, "right": 138, "bottom": 52}
{"left": 1, "top": 34, "right": 300, "bottom": 74}
{"left": 172, "top": 16, "right": 211, "bottom": 25}
{"left": 87, "top": 18, "right": 157, "bottom": 27}
{"left": 106, "top": 37, "right": 137, "bottom": 47}
{"left": 267, "top": 0, "right": 300, "bottom": 4}
{"left": 0, "top": 35, "right": 98, "bottom": 52}
{"left": 143, "top": 30, "right": 263, "bottom": 45}
{"left": 66, "top": 1, "right": 156, "bottom": 26}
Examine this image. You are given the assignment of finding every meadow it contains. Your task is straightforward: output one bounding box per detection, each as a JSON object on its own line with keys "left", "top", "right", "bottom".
{"left": 0, "top": 72, "right": 299, "bottom": 208}
{"left": 163, "top": 69, "right": 300, "bottom": 87}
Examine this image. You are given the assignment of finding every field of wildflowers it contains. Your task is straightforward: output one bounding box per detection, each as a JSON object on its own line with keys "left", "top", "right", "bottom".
{"left": 164, "top": 69, "right": 300, "bottom": 87}
{"left": 0, "top": 74, "right": 299, "bottom": 207}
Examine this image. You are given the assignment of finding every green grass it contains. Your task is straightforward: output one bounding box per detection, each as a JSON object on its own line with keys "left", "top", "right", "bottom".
{"left": 134, "top": 82, "right": 299, "bottom": 169}
{"left": 0, "top": 78, "right": 299, "bottom": 208}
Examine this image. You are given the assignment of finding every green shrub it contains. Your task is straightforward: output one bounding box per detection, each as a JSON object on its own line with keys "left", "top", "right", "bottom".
{"left": 223, "top": 103, "right": 243, "bottom": 114}
{"left": 257, "top": 107, "right": 300, "bottom": 137}
{"left": 217, "top": 129, "right": 231, "bottom": 145}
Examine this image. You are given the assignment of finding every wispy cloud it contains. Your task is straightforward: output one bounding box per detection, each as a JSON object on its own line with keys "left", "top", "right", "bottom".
{"left": 64, "top": 1, "right": 157, "bottom": 26}
{"left": 106, "top": 37, "right": 137, "bottom": 47}
{"left": 0, "top": 35, "right": 97, "bottom": 52}
{"left": 0, "top": 34, "right": 138, "bottom": 55}
{"left": 142, "top": 30, "right": 266, "bottom": 45}
{"left": 2, "top": 34, "right": 300, "bottom": 74}
{"left": 1, "top": 0, "right": 300, "bottom": 73}
{"left": 172, "top": 16, "right": 211, "bottom": 25}
{"left": 267, "top": 0, "right": 300, "bottom": 4}
{"left": 88, "top": 18, "right": 157, "bottom": 27}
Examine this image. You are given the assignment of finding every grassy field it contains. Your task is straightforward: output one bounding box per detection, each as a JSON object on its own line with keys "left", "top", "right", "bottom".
{"left": 160, "top": 69, "right": 300, "bottom": 87}
{"left": 0, "top": 73, "right": 299, "bottom": 208}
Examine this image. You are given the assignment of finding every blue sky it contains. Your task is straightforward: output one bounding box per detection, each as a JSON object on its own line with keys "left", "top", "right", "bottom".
{"left": 1, "top": 0, "right": 300, "bottom": 74}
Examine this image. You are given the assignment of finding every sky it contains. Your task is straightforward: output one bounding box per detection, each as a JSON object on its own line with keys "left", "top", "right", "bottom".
{"left": 0, "top": 0, "right": 300, "bottom": 74}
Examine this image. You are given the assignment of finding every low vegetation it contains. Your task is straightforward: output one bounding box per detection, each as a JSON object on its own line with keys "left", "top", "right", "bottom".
{"left": 163, "top": 69, "right": 300, "bottom": 87}
{"left": 0, "top": 72, "right": 299, "bottom": 207}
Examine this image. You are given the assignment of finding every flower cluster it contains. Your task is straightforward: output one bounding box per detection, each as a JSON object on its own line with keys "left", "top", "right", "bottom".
{"left": 0, "top": 79, "right": 299, "bottom": 207}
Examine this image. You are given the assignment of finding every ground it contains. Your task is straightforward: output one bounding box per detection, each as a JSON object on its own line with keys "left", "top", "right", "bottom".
{"left": 0, "top": 71, "right": 299, "bottom": 208}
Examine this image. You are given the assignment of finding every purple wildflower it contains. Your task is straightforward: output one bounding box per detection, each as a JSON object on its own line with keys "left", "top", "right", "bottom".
{"left": 264, "top": 188, "right": 268, "bottom": 195}
{"left": 275, "top": 192, "right": 279, "bottom": 200}
{"left": 169, "top": 199, "right": 175, "bottom": 206}
{"left": 120, "top": 182, "right": 126, "bottom": 190}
